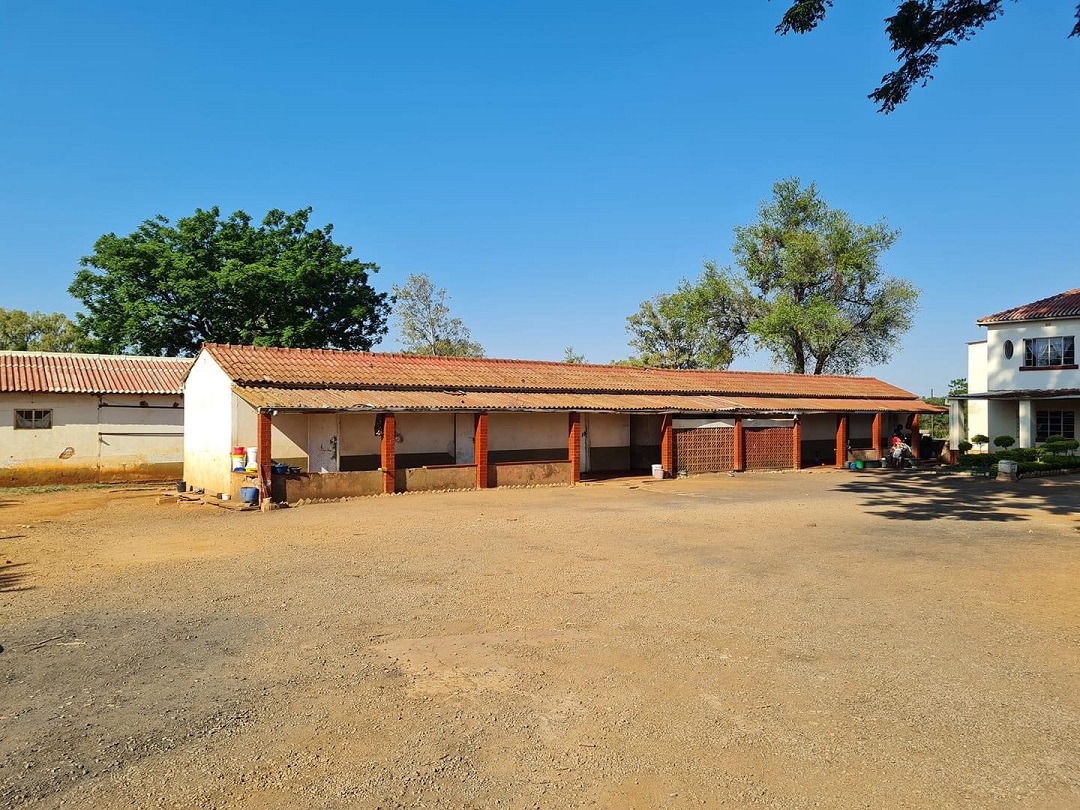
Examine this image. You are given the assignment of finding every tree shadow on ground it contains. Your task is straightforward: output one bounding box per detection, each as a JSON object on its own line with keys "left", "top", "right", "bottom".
{"left": 833, "top": 470, "right": 1080, "bottom": 522}
{"left": 0, "top": 562, "right": 33, "bottom": 592}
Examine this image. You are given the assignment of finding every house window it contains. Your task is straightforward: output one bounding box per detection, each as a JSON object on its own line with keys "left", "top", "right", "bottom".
{"left": 1036, "top": 410, "right": 1075, "bottom": 442}
{"left": 1003, "top": 340, "right": 1014, "bottom": 359}
{"left": 1023, "top": 336, "right": 1075, "bottom": 368}
{"left": 14, "top": 409, "right": 52, "bottom": 429}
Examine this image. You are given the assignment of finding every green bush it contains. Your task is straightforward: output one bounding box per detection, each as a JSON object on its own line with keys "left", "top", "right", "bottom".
{"left": 957, "top": 440, "right": 973, "bottom": 454}
{"left": 971, "top": 434, "right": 990, "bottom": 448}
{"left": 995, "top": 448, "right": 1039, "bottom": 462}
{"left": 993, "top": 435, "right": 1016, "bottom": 450}
{"left": 959, "top": 454, "right": 996, "bottom": 469}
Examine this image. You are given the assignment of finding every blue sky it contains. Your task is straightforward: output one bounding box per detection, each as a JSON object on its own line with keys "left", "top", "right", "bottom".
{"left": 1, "top": 1, "right": 1077, "bottom": 395}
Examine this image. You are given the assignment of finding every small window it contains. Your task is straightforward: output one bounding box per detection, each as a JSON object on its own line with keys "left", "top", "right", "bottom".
{"left": 1003, "top": 340, "right": 1013, "bottom": 359}
{"left": 15, "top": 409, "right": 53, "bottom": 429}
{"left": 1036, "top": 410, "right": 1075, "bottom": 442}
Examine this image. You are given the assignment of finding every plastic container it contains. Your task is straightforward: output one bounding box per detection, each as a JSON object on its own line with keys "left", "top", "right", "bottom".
{"left": 176, "top": 480, "right": 186, "bottom": 493}
{"left": 246, "top": 447, "right": 258, "bottom": 468}
{"left": 231, "top": 454, "right": 246, "bottom": 471}
{"left": 651, "top": 464, "right": 665, "bottom": 480}
{"left": 219, "top": 493, "right": 230, "bottom": 501}
{"left": 855, "top": 460, "right": 864, "bottom": 470}
{"left": 239, "top": 486, "right": 259, "bottom": 505}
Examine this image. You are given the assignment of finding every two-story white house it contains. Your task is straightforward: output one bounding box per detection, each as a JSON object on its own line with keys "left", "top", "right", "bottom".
{"left": 951, "top": 288, "right": 1080, "bottom": 452}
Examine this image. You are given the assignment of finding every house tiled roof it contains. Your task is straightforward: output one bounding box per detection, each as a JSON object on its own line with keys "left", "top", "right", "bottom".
{"left": 204, "top": 343, "right": 918, "bottom": 399}
{"left": 0, "top": 351, "right": 191, "bottom": 395}
{"left": 204, "top": 343, "right": 940, "bottom": 415}
{"left": 977, "top": 288, "right": 1080, "bottom": 325}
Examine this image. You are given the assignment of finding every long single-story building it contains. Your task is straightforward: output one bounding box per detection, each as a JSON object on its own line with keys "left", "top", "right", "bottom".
{"left": 183, "top": 343, "right": 942, "bottom": 502}
{"left": 1, "top": 351, "right": 191, "bottom": 485}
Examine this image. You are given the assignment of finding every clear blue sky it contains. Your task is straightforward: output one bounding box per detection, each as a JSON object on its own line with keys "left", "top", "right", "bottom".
{"left": 1, "top": 1, "right": 1076, "bottom": 395}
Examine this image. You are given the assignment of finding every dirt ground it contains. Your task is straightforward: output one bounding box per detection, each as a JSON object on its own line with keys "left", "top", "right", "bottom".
{"left": 2, "top": 468, "right": 1079, "bottom": 809}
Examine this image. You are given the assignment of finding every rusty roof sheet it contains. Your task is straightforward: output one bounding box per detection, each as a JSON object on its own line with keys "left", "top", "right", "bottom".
{"left": 204, "top": 343, "right": 920, "bottom": 400}
{"left": 234, "top": 386, "right": 944, "bottom": 415}
{"left": 0, "top": 351, "right": 191, "bottom": 395}
{"left": 977, "top": 288, "right": 1080, "bottom": 325}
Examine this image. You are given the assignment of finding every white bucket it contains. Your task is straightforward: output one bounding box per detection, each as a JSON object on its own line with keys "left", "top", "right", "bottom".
{"left": 652, "top": 464, "right": 665, "bottom": 480}
{"left": 246, "top": 447, "right": 258, "bottom": 468}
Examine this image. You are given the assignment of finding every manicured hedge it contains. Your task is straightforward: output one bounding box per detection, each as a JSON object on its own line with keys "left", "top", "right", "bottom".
{"left": 959, "top": 451, "right": 1080, "bottom": 474}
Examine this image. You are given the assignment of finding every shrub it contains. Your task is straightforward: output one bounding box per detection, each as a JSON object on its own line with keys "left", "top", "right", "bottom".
{"left": 995, "top": 447, "right": 1038, "bottom": 462}
{"left": 971, "top": 434, "right": 990, "bottom": 450}
{"left": 957, "top": 440, "right": 973, "bottom": 454}
{"left": 993, "top": 435, "right": 1015, "bottom": 450}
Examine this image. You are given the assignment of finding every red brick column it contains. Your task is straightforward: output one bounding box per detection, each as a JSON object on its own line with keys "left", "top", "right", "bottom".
{"left": 733, "top": 417, "right": 745, "bottom": 472}
{"left": 910, "top": 414, "right": 921, "bottom": 459}
{"left": 792, "top": 416, "right": 802, "bottom": 470}
{"left": 257, "top": 410, "right": 273, "bottom": 499}
{"left": 661, "top": 415, "right": 674, "bottom": 475}
{"left": 474, "top": 412, "right": 489, "bottom": 489}
{"left": 835, "top": 413, "right": 848, "bottom": 468}
{"left": 380, "top": 412, "right": 397, "bottom": 494}
{"left": 568, "top": 412, "right": 581, "bottom": 485}
{"left": 872, "top": 412, "right": 882, "bottom": 460}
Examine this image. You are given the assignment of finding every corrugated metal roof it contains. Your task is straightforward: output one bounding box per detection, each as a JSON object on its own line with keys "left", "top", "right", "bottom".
{"left": 234, "top": 386, "right": 945, "bottom": 415}
{"left": 977, "top": 289, "right": 1080, "bottom": 325}
{"left": 205, "top": 343, "right": 920, "bottom": 400}
{"left": 0, "top": 351, "right": 191, "bottom": 395}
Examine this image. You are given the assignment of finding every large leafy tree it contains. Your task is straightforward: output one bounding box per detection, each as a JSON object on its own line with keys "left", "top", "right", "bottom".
{"left": 0, "top": 308, "right": 85, "bottom": 352}
{"left": 775, "top": 1, "right": 1080, "bottom": 112}
{"left": 69, "top": 207, "right": 391, "bottom": 356}
{"left": 391, "top": 273, "right": 484, "bottom": 357}
{"left": 628, "top": 179, "right": 918, "bottom": 375}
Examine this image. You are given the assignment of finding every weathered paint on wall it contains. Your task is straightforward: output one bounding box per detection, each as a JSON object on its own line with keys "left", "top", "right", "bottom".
{"left": 1, "top": 391, "right": 183, "bottom": 485}
{"left": 273, "top": 470, "right": 383, "bottom": 501}
{"left": 404, "top": 465, "right": 476, "bottom": 491}
{"left": 489, "top": 460, "right": 571, "bottom": 487}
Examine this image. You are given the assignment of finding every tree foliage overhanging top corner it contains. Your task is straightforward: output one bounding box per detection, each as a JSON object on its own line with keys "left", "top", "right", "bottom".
{"left": 69, "top": 206, "right": 391, "bottom": 356}
{"left": 775, "top": 1, "right": 1080, "bottom": 113}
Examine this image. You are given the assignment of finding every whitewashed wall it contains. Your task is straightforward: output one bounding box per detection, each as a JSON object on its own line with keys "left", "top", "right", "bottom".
{"left": 984, "top": 319, "right": 1080, "bottom": 391}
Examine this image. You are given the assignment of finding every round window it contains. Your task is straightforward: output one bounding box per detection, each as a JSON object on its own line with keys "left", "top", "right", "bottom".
{"left": 1003, "top": 340, "right": 1014, "bottom": 360}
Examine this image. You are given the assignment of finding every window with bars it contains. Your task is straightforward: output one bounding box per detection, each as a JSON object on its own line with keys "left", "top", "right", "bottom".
{"left": 1036, "top": 410, "right": 1075, "bottom": 442}
{"left": 14, "top": 409, "right": 52, "bottom": 429}
{"left": 1023, "top": 336, "right": 1075, "bottom": 368}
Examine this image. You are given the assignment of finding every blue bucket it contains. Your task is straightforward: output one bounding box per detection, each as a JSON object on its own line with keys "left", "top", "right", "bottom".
{"left": 239, "top": 486, "right": 259, "bottom": 505}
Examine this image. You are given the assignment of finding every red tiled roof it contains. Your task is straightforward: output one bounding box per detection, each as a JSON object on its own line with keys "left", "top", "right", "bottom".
{"left": 977, "top": 288, "right": 1080, "bottom": 324}
{"left": 0, "top": 351, "right": 191, "bottom": 395}
{"left": 233, "top": 385, "right": 944, "bottom": 414}
{"left": 203, "top": 343, "right": 920, "bottom": 400}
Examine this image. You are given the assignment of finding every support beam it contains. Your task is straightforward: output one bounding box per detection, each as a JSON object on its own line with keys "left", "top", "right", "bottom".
{"left": 733, "top": 416, "right": 745, "bottom": 472}
{"left": 1018, "top": 399, "right": 1034, "bottom": 448}
{"left": 910, "top": 414, "right": 921, "bottom": 459}
{"left": 871, "top": 412, "right": 882, "bottom": 460}
{"left": 568, "top": 412, "right": 581, "bottom": 485}
{"left": 835, "top": 414, "right": 848, "bottom": 468}
{"left": 474, "top": 412, "right": 489, "bottom": 489}
{"left": 792, "top": 416, "right": 802, "bottom": 470}
{"left": 661, "top": 414, "right": 674, "bottom": 476}
{"left": 380, "top": 413, "right": 397, "bottom": 494}
{"left": 257, "top": 410, "right": 272, "bottom": 500}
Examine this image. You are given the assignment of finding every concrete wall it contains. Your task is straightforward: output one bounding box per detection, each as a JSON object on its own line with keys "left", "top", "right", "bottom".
{"left": 987, "top": 399, "right": 1018, "bottom": 446}
{"left": 489, "top": 460, "right": 571, "bottom": 487}
{"left": 1, "top": 391, "right": 183, "bottom": 485}
{"left": 404, "top": 465, "right": 476, "bottom": 492}
{"left": 396, "top": 412, "right": 456, "bottom": 467}
{"left": 488, "top": 412, "right": 568, "bottom": 462}
{"left": 984, "top": 319, "right": 1080, "bottom": 391}
{"left": 586, "top": 413, "right": 630, "bottom": 471}
{"left": 270, "top": 413, "right": 308, "bottom": 469}
{"left": 273, "top": 470, "right": 383, "bottom": 502}
{"left": 183, "top": 351, "right": 236, "bottom": 497}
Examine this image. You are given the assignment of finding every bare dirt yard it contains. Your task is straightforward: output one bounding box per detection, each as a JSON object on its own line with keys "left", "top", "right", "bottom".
{"left": 2, "top": 468, "right": 1079, "bottom": 809}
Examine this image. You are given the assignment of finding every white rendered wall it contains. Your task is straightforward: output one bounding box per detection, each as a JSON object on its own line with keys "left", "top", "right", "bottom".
{"left": 488, "top": 412, "right": 567, "bottom": 451}
{"left": 984, "top": 319, "right": 1080, "bottom": 391}
{"left": 183, "top": 351, "right": 235, "bottom": 496}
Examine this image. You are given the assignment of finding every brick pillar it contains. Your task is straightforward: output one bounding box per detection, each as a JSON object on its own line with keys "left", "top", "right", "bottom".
{"left": 380, "top": 412, "right": 397, "bottom": 494}
{"left": 661, "top": 414, "right": 674, "bottom": 475}
{"left": 910, "top": 414, "right": 921, "bottom": 459}
{"left": 835, "top": 413, "right": 848, "bottom": 468}
{"left": 257, "top": 410, "right": 273, "bottom": 499}
{"left": 733, "top": 417, "right": 745, "bottom": 472}
{"left": 568, "top": 412, "right": 581, "bottom": 485}
{"left": 792, "top": 416, "right": 802, "bottom": 470}
{"left": 474, "top": 412, "right": 489, "bottom": 489}
{"left": 872, "top": 412, "right": 882, "bottom": 460}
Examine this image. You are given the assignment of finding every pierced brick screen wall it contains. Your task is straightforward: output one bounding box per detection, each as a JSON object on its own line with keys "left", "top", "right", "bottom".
{"left": 745, "top": 427, "right": 794, "bottom": 471}
{"left": 673, "top": 427, "right": 734, "bottom": 473}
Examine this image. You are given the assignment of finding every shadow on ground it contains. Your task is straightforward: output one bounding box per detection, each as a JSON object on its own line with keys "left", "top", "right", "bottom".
{"left": 0, "top": 562, "right": 33, "bottom": 592}
{"left": 833, "top": 469, "right": 1080, "bottom": 523}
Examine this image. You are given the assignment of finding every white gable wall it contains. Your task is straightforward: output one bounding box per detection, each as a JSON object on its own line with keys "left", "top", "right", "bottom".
{"left": 183, "top": 351, "right": 235, "bottom": 496}
{"left": 984, "top": 318, "right": 1080, "bottom": 391}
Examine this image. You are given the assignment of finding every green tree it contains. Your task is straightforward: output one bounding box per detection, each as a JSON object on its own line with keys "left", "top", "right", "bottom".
{"left": 625, "top": 274, "right": 740, "bottom": 369}
{"left": 671, "top": 179, "right": 916, "bottom": 375}
{"left": 775, "top": 1, "right": 1080, "bottom": 113}
{"left": 0, "top": 308, "right": 85, "bottom": 352}
{"left": 391, "top": 273, "right": 484, "bottom": 357}
{"left": 69, "top": 206, "right": 390, "bottom": 356}
{"left": 563, "top": 346, "right": 587, "bottom": 364}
